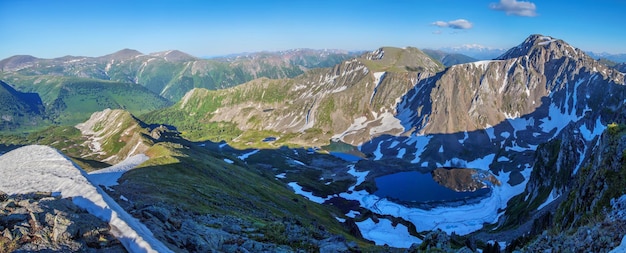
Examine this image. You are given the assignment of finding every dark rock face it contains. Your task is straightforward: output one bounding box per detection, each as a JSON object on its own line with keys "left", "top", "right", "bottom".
{"left": 431, "top": 168, "right": 500, "bottom": 192}
{"left": 0, "top": 191, "right": 125, "bottom": 252}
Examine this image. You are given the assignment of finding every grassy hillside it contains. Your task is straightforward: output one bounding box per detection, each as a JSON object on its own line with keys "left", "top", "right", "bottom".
{"left": 114, "top": 141, "right": 374, "bottom": 250}
{"left": 0, "top": 74, "right": 172, "bottom": 127}
{"left": 422, "top": 49, "right": 478, "bottom": 67}
{"left": 141, "top": 47, "right": 445, "bottom": 147}
{"left": 1, "top": 49, "right": 358, "bottom": 101}
{"left": 0, "top": 81, "right": 47, "bottom": 132}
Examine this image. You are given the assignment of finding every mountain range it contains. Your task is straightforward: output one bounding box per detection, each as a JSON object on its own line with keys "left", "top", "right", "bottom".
{"left": 0, "top": 48, "right": 358, "bottom": 101}
{"left": 1, "top": 34, "right": 626, "bottom": 252}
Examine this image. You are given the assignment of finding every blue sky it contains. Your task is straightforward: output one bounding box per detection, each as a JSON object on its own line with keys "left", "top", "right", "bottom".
{"left": 1, "top": 0, "right": 624, "bottom": 59}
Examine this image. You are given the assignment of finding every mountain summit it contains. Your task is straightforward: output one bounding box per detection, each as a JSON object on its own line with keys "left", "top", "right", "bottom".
{"left": 496, "top": 34, "right": 583, "bottom": 60}
{"left": 100, "top": 48, "right": 144, "bottom": 61}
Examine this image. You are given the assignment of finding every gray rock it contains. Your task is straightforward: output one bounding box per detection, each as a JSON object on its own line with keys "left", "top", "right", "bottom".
{"left": 142, "top": 205, "right": 171, "bottom": 223}
{"left": 52, "top": 213, "right": 75, "bottom": 242}
{"left": 223, "top": 223, "right": 242, "bottom": 234}
{"left": 319, "top": 235, "right": 350, "bottom": 253}
{"left": 3, "top": 227, "right": 13, "bottom": 240}
{"left": 1, "top": 213, "right": 28, "bottom": 227}
{"left": 456, "top": 247, "right": 475, "bottom": 253}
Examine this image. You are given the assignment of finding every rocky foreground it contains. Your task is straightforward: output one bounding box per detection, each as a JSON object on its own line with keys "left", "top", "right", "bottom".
{"left": 0, "top": 191, "right": 126, "bottom": 252}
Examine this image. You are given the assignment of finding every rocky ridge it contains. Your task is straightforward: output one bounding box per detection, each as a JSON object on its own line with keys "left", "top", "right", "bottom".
{"left": 0, "top": 191, "right": 125, "bottom": 252}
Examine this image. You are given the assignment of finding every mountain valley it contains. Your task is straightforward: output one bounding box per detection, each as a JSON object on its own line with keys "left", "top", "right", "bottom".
{"left": 2, "top": 34, "right": 626, "bottom": 252}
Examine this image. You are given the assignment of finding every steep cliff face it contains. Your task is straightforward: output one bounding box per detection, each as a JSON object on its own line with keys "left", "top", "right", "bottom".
{"left": 398, "top": 34, "right": 624, "bottom": 135}
{"left": 555, "top": 122, "right": 626, "bottom": 230}
{"left": 360, "top": 34, "right": 625, "bottom": 179}
{"left": 500, "top": 119, "right": 626, "bottom": 252}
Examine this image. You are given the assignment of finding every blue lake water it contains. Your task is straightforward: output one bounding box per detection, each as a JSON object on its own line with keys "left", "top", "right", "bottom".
{"left": 329, "top": 152, "right": 363, "bottom": 162}
{"left": 262, "top": 137, "right": 277, "bottom": 142}
{"left": 374, "top": 171, "right": 490, "bottom": 203}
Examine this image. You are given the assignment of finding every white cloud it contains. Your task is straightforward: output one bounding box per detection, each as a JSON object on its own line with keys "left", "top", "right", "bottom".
{"left": 432, "top": 30, "right": 442, "bottom": 35}
{"left": 448, "top": 19, "right": 473, "bottom": 29}
{"left": 489, "top": 0, "right": 537, "bottom": 17}
{"left": 431, "top": 19, "right": 473, "bottom": 30}
{"left": 432, "top": 21, "right": 449, "bottom": 28}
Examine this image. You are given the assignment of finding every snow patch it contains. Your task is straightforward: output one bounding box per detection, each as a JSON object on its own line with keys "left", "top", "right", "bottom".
{"left": 88, "top": 154, "right": 150, "bottom": 187}
{"left": 472, "top": 60, "right": 493, "bottom": 70}
{"left": 459, "top": 131, "right": 469, "bottom": 144}
{"left": 485, "top": 126, "right": 496, "bottom": 140}
{"left": 346, "top": 210, "right": 361, "bottom": 218}
{"left": 347, "top": 165, "right": 369, "bottom": 191}
{"left": 369, "top": 112, "right": 404, "bottom": 136}
{"left": 370, "top": 72, "right": 386, "bottom": 105}
{"left": 396, "top": 148, "right": 406, "bottom": 159}
{"left": 537, "top": 188, "right": 560, "bottom": 211}
{"left": 356, "top": 218, "right": 422, "bottom": 248}
{"left": 288, "top": 182, "right": 329, "bottom": 204}
{"left": 372, "top": 141, "right": 384, "bottom": 160}
{"left": 0, "top": 145, "right": 172, "bottom": 253}
{"left": 237, "top": 149, "right": 259, "bottom": 160}
{"left": 409, "top": 135, "right": 433, "bottom": 164}
{"left": 223, "top": 158, "right": 234, "bottom": 164}
{"left": 579, "top": 117, "right": 606, "bottom": 142}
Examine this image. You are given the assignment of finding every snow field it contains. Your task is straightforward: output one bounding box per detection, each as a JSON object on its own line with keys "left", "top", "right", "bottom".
{"left": 356, "top": 218, "right": 422, "bottom": 248}
{"left": 0, "top": 145, "right": 172, "bottom": 253}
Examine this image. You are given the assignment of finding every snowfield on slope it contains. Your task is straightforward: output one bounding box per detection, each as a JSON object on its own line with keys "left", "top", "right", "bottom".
{"left": 88, "top": 154, "right": 150, "bottom": 188}
{"left": 0, "top": 145, "right": 172, "bottom": 253}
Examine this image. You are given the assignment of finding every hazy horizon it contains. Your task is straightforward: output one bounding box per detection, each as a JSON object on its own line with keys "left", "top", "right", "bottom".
{"left": 1, "top": 0, "right": 625, "bottom": 59}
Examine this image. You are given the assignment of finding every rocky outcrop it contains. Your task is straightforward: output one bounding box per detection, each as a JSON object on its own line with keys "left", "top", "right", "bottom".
{"left": 431, "top": 168, "right": 500, "bottom": 192}
{"left": 0, "top": 191, "right": 125, "bottom": 252}
{"left": 118, "top": 204, "right": 359, "bottom": 253}
{"left": 499, "top": 119, "right": 626, "bottom": 251}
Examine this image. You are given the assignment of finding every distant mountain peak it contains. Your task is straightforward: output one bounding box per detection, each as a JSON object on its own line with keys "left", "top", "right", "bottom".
{"left": 0, "top": 55, "right": 40, "bottom": 71}
{"left": 496, "top": 34, "right": 581, "bottom": 60}
{"left": 149, "top": 50, "right": 196, "bottom": 62}
{"left": 100, "top": 49, "right": 144, "bottom": 61}
{"left": 358, "top": 46, "right": 444, "bottom": 72}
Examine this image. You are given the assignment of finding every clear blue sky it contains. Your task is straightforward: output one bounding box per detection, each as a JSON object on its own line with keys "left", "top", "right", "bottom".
{"left": 1, "top": 0, "right": 624, "bottom": 59}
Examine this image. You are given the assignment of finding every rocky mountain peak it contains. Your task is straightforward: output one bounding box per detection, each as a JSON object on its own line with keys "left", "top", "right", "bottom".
{"left": 100, "top": 48, "right": 143, "bottom": 61}
{"left": 0, "top": 55, "right": 40, "bottom": 71}
{"left": 496, "top": 34, "right": 584, "bottom": 61}
{"left": 358, "top": 46, "right": 443, "bottom": 73}
{"left": 149, "top": 50, "right": 197, "bottom": 62}
{"left": 364, "top": 48, "right": 385, "bottom": 61}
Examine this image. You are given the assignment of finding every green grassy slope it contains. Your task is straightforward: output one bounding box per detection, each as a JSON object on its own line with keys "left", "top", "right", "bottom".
{"left": 115, "top": 141, "right": 376, "bottom": 250}
{"left": 0, "top": 81, "right": 47, "bottom": 131}
{"left": 0, "top": 74, "right": 172, "bottom": 127}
